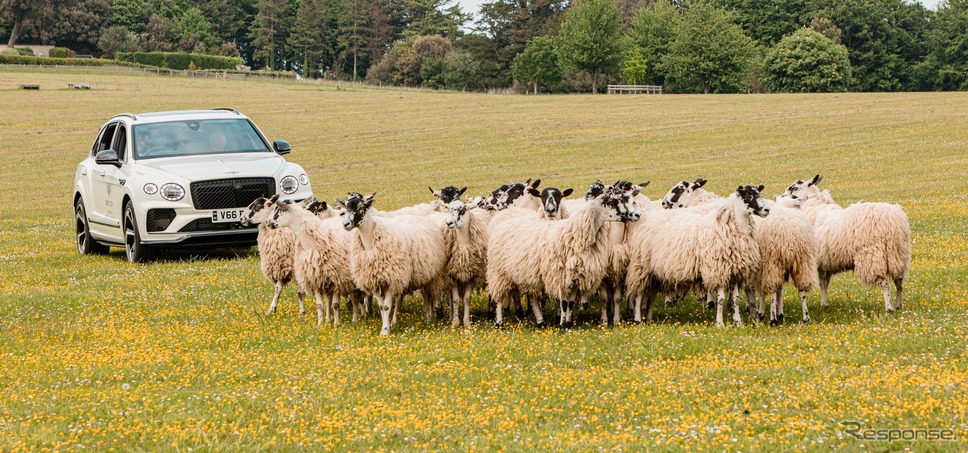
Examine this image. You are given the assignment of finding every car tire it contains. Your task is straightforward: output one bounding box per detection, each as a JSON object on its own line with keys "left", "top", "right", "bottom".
{"left": 123, "top": 202, "right": 151, "bottom": 263}
{"left": 76, "top": 198, "right": 109, "bottom": 255}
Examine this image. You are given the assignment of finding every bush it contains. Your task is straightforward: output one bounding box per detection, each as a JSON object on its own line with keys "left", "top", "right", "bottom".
{"left": 763, "top": 28, "right": 851, "bottom": 93}
{"left": 0, "top": 54, "right": 117, "bottom": 66}
{"left": 115, "top": 51, "right": 243, "bottom": 70}
{"left": 48, "top": 47, "right": 76, "bottom": 58}
{"left": 0, "top": 48, "right": 19, "bottom": 57}
{"left": 16, "top": 47, "right": 33, "bottom": 56}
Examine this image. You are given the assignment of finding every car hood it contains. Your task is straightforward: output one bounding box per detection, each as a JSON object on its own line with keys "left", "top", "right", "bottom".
{"left": 135, "top": 153, "right": 286, "bottom": 182}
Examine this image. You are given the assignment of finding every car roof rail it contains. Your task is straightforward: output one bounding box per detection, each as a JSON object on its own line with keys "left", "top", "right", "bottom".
{"left": 112, "top": 112, "right": 138, "bottom": 121}
{"left": 213, "top": 107, "right": 240, "bottom": 114}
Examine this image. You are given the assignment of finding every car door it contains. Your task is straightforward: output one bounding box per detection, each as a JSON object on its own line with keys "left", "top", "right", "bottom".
{"left": 91, "top": 122, "right": 127, "bottom": 241}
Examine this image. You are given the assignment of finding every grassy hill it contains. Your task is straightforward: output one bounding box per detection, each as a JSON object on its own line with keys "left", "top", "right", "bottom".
{"left": 1, "top": 69, "right": 966, "bottom": 450}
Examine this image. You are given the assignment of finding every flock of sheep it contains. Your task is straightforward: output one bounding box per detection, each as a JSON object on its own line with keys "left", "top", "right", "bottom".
{"left": 240, "top": 175, "right": 911, "bottom": 336}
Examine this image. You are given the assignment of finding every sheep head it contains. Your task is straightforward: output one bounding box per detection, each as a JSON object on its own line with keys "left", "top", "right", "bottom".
{"left": 737, "top": 185, "right": 770, "bottom": 217}
{"left": 338, "top": 192, "right": 376, "bottom": 231}
{"left": 240, "top": 197, "right": 269, "bottom": 226}
{"left": 782, "top": 175, "right": 823, "bottom": 201}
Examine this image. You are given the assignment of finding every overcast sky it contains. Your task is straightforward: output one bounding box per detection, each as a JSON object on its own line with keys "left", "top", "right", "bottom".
{"left": 454, "top": 0, "right": 946, "bottom": 29}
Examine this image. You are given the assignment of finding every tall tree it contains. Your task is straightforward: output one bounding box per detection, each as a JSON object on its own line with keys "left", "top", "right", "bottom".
{"left": 556, "top": 0, "right": 624, "bottom": 93}
{"left": 512, "top": 35, "right": 562, "bottom": 93}
{"left": 339, "top": 0, "right": 371, "bottom": 79}
{"left": 664, "top": 1, "right": 756, "bottom": 93}
{"left": 715, "top": 0, "right": 811, "bottom": 47}
{"left": 763, "top": 27, "right": 851, "bottom": 92}
{"left": 112, "top": 0, "right": 151, "bottom": 34}
{"left": 43, "top": 0, "right": 111, "bottom": 54}
{"left": 470, "top": 0, "right": 568, "bottom": 87}
{"left": 915, "top": 0, "right": 968, "bottom": 90}
{"left": 251, "top": 0, "right": 293, "bottom": 69}
{"left": 173, "top": 6, "right": 219, "bottom": 52}
{"left": 812, "top": 0, "right": 929, "bottom": 91}
{"left": 627, "top": 0, "right": 678, "bottom": 86}
{"left": 290, "top": 0, "right": 335, "bottom": 77}
{"left": 1, "top": 0, "right": 62, "bottom": 46}
{"left": 142, "top": 13, "right": 172, "bottom": 51}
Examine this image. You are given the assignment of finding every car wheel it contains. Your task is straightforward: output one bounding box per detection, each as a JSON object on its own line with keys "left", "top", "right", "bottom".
{"left": 75, "top": 198, "right": 108, "bottom": 255}
{"left": 123, "top": 202, "right": 151, "bottom": 263}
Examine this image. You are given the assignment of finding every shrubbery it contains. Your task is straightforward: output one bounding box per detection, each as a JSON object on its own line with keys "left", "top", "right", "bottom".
{"left": 115, "top": 52, "right": 243, "bottom": 70}
{"left": 48, "top": 47, "right": 76, "bottom": 58}
{"left": 0, "top": 55, "right": 116, "bottom": 66}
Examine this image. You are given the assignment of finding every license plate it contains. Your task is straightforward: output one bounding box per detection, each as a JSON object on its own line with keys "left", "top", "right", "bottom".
{"left": 212, "top": 208, "right": 245, "bottom": 223}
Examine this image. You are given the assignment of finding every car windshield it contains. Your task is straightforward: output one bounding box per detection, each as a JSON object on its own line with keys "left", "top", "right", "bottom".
{"left": 133, "top": 119, "right": 270, "bottom": 159}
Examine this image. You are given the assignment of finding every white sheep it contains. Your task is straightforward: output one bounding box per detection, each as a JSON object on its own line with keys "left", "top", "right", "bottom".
{"left": 264, "top": 196, "right": 365, "bottom": 327}
{"left": 753, "top": 195, "right": 819, "bottom": 324}
{"left": 626, "top": 185, "right": 769, "bottom": 327}
{"left": 488, "top": 186, "right": 639, "bottom": 328}
{"left": 241, "top": 196, "right": 309, "bottom": 316}
{"left": 337, "top": 192, "right": 449, "bottom": 335}
{"left": 783, "top": 175, "right": 911, "bottom": 312}
{"left": 442, "top": 198, "right": 491, "bottom": 327}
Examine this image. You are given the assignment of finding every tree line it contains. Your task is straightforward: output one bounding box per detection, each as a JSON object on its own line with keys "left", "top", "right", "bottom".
{"left": 2, "top": 0, "right": 967, "bottom": 93}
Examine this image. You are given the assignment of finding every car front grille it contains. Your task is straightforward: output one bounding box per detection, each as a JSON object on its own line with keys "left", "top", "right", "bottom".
{"left": 147, "top": 208, "right": 176, "bottom": 232}
{"left": 190, "top": 177, "right": 276, "bottom": 210}
{"left": 180, "top": 219, "right": 258, "bottom": 232}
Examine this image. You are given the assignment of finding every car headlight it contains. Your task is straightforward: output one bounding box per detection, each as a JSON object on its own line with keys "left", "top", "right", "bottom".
{"left": 298, "top": 174, "right": 310, "bottom": 185}
{"left": 160, "top": 183, "right": 185, "bottom": 201}
{"left": 280, "top": 176, "right": 298, "bottom": 194}
{"left": 144, "top": 183, "right": 158, "bottom": 195}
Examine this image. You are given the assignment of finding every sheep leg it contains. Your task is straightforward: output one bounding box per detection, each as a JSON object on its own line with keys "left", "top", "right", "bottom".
{"left": 424, "top": 290, "right": 435, "bottom": 321}
{"left": 515, "top": 295, "right": 527, "bottom": 319}
{"left": 819, "top": 272, "right": 830, "bottom": 308}
{"left": 775, "top": 289, "right": 785, "bottom": 324}
{"left": 451, "top": 286, "right": 461, "bottom": 328}
{"left": 894, "top": 278, "right": 904, "bottom": 311}
{"left": 633, "top": 294, "right": 643, "bottom": 323}
{"left": 379, "top": 293, "right": 394, "bottom": 336}
{"left": 298, "top": 289, "right": 307, "bottom": 315}
{"left": 731, "top": 285, "right": 743, "bottom": 326}
{"left": 330, "top": 291, "right": 341, "bottom": 327}
{"left": 462, "top": 286, "right": 473, "bottom": 328}
{"left": 530, "top": 296, "right": 545, "bottom": 327}
{"left": 267, "top": 281, "right": 285, "bottom": 315}
{"left": 744, "top": 285, "right": 757, "bottom": 318}
{"left": 315, "top": 292, "right": 326, "bottom": 327}
{"left": 757, "top": 290, "right": 766, "bottom": 321}
{"left": 715, "top": 288, "right": 726, "bottom": 328}
{"left": 495, "top": 294, "right": 506, "bottom": 327}
{"left": 645, "top": 295, "right": 655, "bottom": 324}
{"left": 881, "top": 280, "right": 895, "bottom": 313}
{"left": 769, "top": 290, "right": 779, "bottom": 325}
{"left": 350, "top": 293, "right": 360, "bottom": 323}
{"left": 612, "top": 287, "right": 623, "bottom": 325}
{"left": 799, "top": 290, "right": 809, "bottom": 323}
{"left": 391, "top": 296, "right": 400, "bottom": 327}
{"left": 600, "top": 286, "right": 611, "bottom": 325}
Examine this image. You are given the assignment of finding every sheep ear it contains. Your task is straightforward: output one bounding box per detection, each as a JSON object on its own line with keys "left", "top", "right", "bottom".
{"left": 809, "top": 175, "right": 822, "bottom": 186}
{"left": 692, "top": 178, "right": 707, "bottom": 189}
{"left": 523, "top": 178, "right": 532, "bottom": 185}
{"left": 737, "top": 185, "right": 745, "bottom": 193}
{"left": 527, "top": 188, "right": 540, "bottom": 197}
{"left": 268, "top": 194, "right": 280, "bottom": 204}
{"left": 531, "top": 179, "right": 541, "bottom": 189}
{"left": 334, "top": 198, "right": 346, "bottom": 209}
{"left": 364, "top": 192, "right": 376, "bottom": 202}
{"left": 458, "top": 187, "right": 467, "bottom": 196}
{"left": 429, "top": 186, "right": 441, "bottom": 197}
{"left": 756, "top": 184, "right": 765, "bottom": 192}
{"left": 639, "top": 181, "right": 650, "bottom": 188}
{"left": 562, "top": 188, "right": 574, "bottom": 197}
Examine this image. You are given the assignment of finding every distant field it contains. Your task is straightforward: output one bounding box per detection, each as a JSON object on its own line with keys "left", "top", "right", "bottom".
{"left": 1, "top": 68, "right": 966, "bottom": 451}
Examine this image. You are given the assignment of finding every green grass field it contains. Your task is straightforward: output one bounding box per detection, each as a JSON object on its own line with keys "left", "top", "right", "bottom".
{"left": 1, "top": 68, "right": 966, "bottom": 451}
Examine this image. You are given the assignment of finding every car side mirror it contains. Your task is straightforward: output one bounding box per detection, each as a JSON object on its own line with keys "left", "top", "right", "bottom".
{"left": 95, "top": 149, "right": 122, "bottom": 167}
{"left": 273, "top": 140, "right": 291, "bottom": 155}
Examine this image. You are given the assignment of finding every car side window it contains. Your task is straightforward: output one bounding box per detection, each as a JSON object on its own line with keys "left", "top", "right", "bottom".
{"left": 113, "top": 125, "right": 127, "bottom": 161}
{"left": 95, "top": 123, "right": 118, "bottom": 155}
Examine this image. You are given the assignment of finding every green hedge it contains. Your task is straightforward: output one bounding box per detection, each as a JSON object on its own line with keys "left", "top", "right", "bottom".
{"left": 0, "top": 55, "right": 117, "bottom": 66}
{"left": 48, "top": 47, "right": 75, "bottom": 58}
{"left": 116, "top": 52, "right": 243, "bottom": 70}
{"left": 16, "top": 47, "right": 33, "bottom": 56}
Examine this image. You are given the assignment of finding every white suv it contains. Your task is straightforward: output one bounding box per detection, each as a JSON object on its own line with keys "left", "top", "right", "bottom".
{"left": 74, "top": 109, "right": 313, "bottom": 262}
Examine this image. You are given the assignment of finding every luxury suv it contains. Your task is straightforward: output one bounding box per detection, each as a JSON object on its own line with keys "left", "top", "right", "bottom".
{"left": 73, "top": 109, "right": 313, "bottom": 262}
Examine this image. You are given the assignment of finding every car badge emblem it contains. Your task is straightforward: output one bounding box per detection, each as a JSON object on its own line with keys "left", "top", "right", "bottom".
{"left": 234, "top": 183, "right": 243, "bottom": 190}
